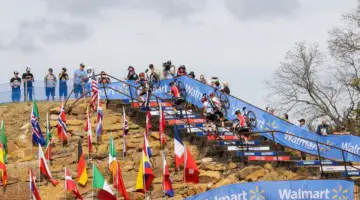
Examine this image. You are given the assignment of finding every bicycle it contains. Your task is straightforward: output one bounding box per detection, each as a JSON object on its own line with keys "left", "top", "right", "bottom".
{"left": 145, "top": 69, "right": 161, "bottom": 89}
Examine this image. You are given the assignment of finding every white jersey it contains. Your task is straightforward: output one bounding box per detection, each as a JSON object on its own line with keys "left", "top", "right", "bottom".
{"left": 204, "top": 101, "right": 214, "bottom": 113}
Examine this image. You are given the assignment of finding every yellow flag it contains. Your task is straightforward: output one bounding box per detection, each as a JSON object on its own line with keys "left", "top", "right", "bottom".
{"left": 135, "top": 154, "right": 144, "bottom": 191}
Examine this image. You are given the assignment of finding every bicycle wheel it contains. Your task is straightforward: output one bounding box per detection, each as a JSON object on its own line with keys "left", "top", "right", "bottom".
{"left": 247, "top": 110, "right": 257, "bottom": 129}
{"left": 150, "top": 74, "right": 161, "bottom": 89}
{"left": 219, "top": 93, "right": 230, "bottom": 109}
{"left": 177, "top": 80, "right": 187, "bottom": 101}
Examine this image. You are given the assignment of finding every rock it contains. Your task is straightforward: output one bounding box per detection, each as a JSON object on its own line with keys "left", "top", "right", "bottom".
{"left": 20, "top": 123, "right": 31, "bottom": 131}
{"left": 129, "top": 192, "right": 145, "bottom": 200}
{"left": 279, "top": 170, "right": 298, "bottom": 180}
{"left": 50, "top": 107, "right": 60, "bottom": 114}
{"left": 129, "top": 124, "right": 140, "bottom": 130}
{"left": 149, "top": 141, "right": 161, "bottom": 150}
{"left": 199, "top": 170, "right": 221, "bottom": 183}
{"left": 202, "top": 163, "right": 226, "bottom": 171}
{"left": 236, "top": 165, "right": 263, "bottom": 180}
{"left": 97, "top": 144, "right": 109, "bottom": 154}
{"left": 103, "top": 124, "right": 121, "bottom": 132}
{"left": 14, "top": 134, "right": 31, "bottom": 148}
{"left": 103, "top": 115, "right": 120, "bottom": 125}
{"left": 229, "top": 162, "right": 237, "bottom": 170}
{"left": 172, "top": 183, "right": 186, "bottom": 190}
{"left": 264, "top": 163, "right": 273, "bottom": 171}
{"left": 151, "top": 189, "right": 164, "bottom": 199}
{"left": 149, "top": 132, "right": 160, "bottom": 140}
{"left": 66, "top": 119, "right": 83, "bottom": 126}
{"left": 245, "top": 168, "right": 267, "bottom": 182}
{"left": 189, "top": 184, "right": 208, "bottom": 194}
{"left": 67, "top": 126, "right": 83, "bottom": 132}
{"left": 260, "top": 171, "right": 279, "bottom": 181}
{"left": 50, "top": 114, "right": 58, "bottom": 120}
{"left": 201, "top": 157, "right": 213, "bottom": 164}
{"left": 17, "top": 155, "right": 35, "bottom": 163}
{"left": 213, "top": 174, "right": 237, "bottom": 188}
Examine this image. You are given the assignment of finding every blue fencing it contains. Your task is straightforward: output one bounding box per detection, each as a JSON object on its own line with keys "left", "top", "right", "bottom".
{"left": 184, "top": 180, "right": 354, "bottom": 200}
{"left": 99, "top": 76, "right": 360, "bottom": 162}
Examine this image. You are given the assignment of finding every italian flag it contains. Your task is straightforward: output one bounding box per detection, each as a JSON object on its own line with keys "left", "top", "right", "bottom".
{"left": 93, "top": 165, "right": 116, "bottom": 200}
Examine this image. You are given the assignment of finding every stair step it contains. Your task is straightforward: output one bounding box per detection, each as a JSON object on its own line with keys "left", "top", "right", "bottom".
{"left": 296, "top": 160, "right": 339, "bottom": 166}
{"left": 248, "top": 156, "right": 290, "bottom": 161}
{"left": 322, "top": 166, "right": 360, "bottom": 172}
{"left": 235, "top": 151, "right": 289, "bottom": 156}
{"left": 227, "top": 146, "right": 270, "bottom": 151}
{"left": 187, "top": 127, "right": 230, "bottom": 132}
{"left": 177, "top": 124, "right": 204, "bottom": 129}
{"left": 208, "top": 135, "right": 239, "bottom": 140}
{"left": 167, "top": 119, "right": 206, "bottom": 125}
{"left": 194, "top": 132, "right": 234, "bottom": 137}
{"left": 342, "top": 171, "right": 360, "bottom": 176}
{"left": 216, "top": 140, "right": 262, "bottom": 146}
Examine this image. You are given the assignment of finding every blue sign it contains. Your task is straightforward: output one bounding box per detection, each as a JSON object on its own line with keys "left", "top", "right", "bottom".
{"left": 101, "top": 76, "right": 360, "bottom": 162}
{"left": 185, "top": 180, "right": 354, "bottom": 200}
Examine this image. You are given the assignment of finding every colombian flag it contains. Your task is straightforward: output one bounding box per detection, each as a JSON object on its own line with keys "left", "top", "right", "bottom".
{"left": 135, "top": 150, "right": 154, "bottom": 192}
{"left": 77, "top": 139, "right": 88, "bottom": 186}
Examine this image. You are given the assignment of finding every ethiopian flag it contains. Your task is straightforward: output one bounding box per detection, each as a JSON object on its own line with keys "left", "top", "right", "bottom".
{"left": 93, "top": 165, "right": 116, "bottom": 200}
{"left": 0, "top": 121, "right": 7, "bottom": 164}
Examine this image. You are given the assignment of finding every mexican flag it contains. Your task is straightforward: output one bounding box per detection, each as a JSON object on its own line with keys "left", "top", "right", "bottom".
{"left": 93, "top": 165, "right": 116, "bottom": 200}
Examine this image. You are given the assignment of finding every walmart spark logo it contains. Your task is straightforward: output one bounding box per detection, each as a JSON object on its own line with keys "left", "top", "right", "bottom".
{"left": 264, "top": 121, "right": 278, "bottom": 131}
{"left": 319, "top": 140, "right": 332, "bottom": 153}
{"left": 250, "top": 186, "right": 265, "bottom": 200}
{"left": 332, "top": 185, "right": 349, "bottom": 200}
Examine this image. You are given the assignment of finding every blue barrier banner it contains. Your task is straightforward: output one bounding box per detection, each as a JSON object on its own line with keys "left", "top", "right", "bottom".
{"left": 101, "top": 76, "right": 360, "bottom": 162}
{"left": 185, "top": 180, "right": 354, "bottom": 200}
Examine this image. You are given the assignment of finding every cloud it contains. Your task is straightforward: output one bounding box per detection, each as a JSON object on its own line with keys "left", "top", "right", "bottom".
{"left": 225, "top": 0, "right": 300, "bottom": 21}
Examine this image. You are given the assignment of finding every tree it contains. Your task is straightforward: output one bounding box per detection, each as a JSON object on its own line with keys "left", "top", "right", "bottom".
{"left": 266, "top": 42, "right": 359, "bottom": 131}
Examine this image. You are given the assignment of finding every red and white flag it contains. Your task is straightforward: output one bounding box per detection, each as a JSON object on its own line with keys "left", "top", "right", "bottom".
{"left": 57, "top": 103, "right": 68, "bottom": 142}
{"left": 184, "top": 146, "right": 200, "bottom": 184}
{"left": 114, "top": 162, "right": 130, "bottom": 200}
{"left": 65, "top": 167, "right": 83, "bottom": 199}
{"left": 39, "top": 145, "right": 59, "bottom": 185}
{"left": 158, "top": 103, "right": 166, "bottom": 145}
{"left": 174, "top": 126, "right": 185, "bottom": 169}
{"left": 91, "top": 79, "right": 99, "bottom": 111}
{"left": 29, "top": 168, "right": 41, "bottom": 200}
{"left": 85, "top": 107, "right": 93, "bottom": 153}
{"left": 146, "top": 110, "right": 152, "bottom": 136}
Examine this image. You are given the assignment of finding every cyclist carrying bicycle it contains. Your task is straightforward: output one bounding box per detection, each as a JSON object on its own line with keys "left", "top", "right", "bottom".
{"left": 233, "top": 110, "right": 249, "bottom": 143}
{"left": 209, "top": 92, "right": 225, "bottom": 127}
{"left": 169, "top": 81, "right": 185, "bottom": 118}
{"left": 135, "top": 72, "right": 151, "bottom": 109}
{"left": 201, "top": 96, "right": 218, "bottom": 136}
{"left": 146, "top": 64, "right": 162, "bottom": 80}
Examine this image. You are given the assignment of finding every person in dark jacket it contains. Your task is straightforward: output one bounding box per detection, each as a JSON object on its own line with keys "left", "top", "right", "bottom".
{"left": 220, "top": 82, "right": 230, "bottom": 94}
{"left": 188, "top": 71, "right": 195, "bottom": 79}
{"left": 59, "top": 67, "right": 69, "bottom": 101}
{"left": 127, "top": 66, "right": 139, "bottom": 81}
{"left": 316, "top": 118, "right": 331, "bottom": 136}
{"left": 10, "top": 71, "right": 21, "bottom": 102}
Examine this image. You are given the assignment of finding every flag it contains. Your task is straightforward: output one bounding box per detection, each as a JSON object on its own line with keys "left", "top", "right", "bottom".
{"left": 45, "top": 113, "right": 52, "bottom": 160}
{"left": 57, "top": 103, "right": 68, "bottom": 142}
{"left": 85, "top": 106, "right": 93, "bottom": 153}
{"left": 29, "top": 168, "right": 41, "bottom": 200}
{"left": 65, "top": 167, "right": 83, "bottom": 200}
{"left": 122, "top": 107, "right": 128, "bottom": 157}
{"left": 174, "top": 126, "right": 185, "bottom": 169}
{"left": 77, "top": 139, "right": 88, "bottom": 186}
{"left": 0, "top": 143, "right": 7, "bottom": 186}
{"left": 38, "top": 144, "right": 59, "bottom": 185}
{"left": 96, "top": 96, "right": 103, "bottom": 138}
{"left": 31, "top": 101, "right": 46, "bottom": 146}
{"left": 91, "top": 79, "right": 99, "bottom": 111}
{"left": 135, "top": 150, "right": 154, "bottom": 192}
{"left": 93, "top": 165, "right": 116, "bottom": 200}
{"left": 162, "top": 151, "right": 174, "bottom": 197}
{"left": 0, "top": 121, "right": 7, "bottom": 164}
{"left": 145, "top": 110, "right": 152, "bottom": 136}
{"left": 109, "top": 135, "right": 117, "bottom": 180}
{"left": 159, "top": 102, "right": 166, "bottom": 145}
{"left": 184, "top": 147, "right": 200, "bottom": 184}
{"left": 115, "top": 162, "right": 129, "bottom": 200}
{"left": 144, "top": 133, "right": 152, "bottom": 158}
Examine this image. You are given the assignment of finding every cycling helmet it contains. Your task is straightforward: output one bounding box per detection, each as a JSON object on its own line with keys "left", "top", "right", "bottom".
{"left": 26, "top": 67, "right": 31, "bottom": 72}
{"left": 139, "top": 72, "right": 145, "bottom": 78}
{"left": 48, "top": 68, "right": 53, "bottom": 72}
{"left": 62, "top": 67, "right": 67, "bottom": 72}
{"left": 80, "top": 63, "right": 85, "bottom": 68}
{"left": 235, "top": 110, "right": 241, "bottom": 115}
{"left": 128, "top": 66, "right": 134, "bottom": 71}
{"left": 169, "top": 81, "right": 175, "bottom": 86}
{"left": 14, "top": 70, "right": 19, "bottom": 74}
{"left": 149, "top": 64, "right": 154, "bottom": 69}
{"left": 201, "top": 97, "right": 207, "bottom": 103}
{"left": 210, "top": 92, "right": 216, "bottom": 97}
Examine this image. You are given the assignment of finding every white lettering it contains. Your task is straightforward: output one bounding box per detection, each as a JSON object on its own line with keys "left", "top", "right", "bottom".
{"left": 278, "top": 189, "right": 330, "bottom": 199}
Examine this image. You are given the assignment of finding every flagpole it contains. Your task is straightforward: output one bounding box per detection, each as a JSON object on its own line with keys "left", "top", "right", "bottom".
{"left": 92, "top": 164, "right": 94, "bottom": 200}
{"left": 122, "top": 106, "right": 126, "bottom": 159}
{"left": 162, "top": 150, "right": 166, "bottom": 199}
{"left": 183, "top": 145, "right": 186, "bottom": 183}
{"left": 64, "top": 167, "right": 67, "bottom": 200}
{"left": 38, "top": 145, "right": 41, "bottom": 195}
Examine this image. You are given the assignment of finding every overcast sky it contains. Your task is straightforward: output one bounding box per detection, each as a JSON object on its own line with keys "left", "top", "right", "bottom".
{"left": 0, "top": 0, "right": 356, "bottom": 107}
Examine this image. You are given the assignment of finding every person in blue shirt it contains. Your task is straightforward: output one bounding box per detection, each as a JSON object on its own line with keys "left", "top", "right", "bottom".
{"left": 316, "top": 118, "right": 331, "bottom": 136}
{"left": 73, "top": 63, "right": 87, "bottom": 98}
{"left": 299, "top": 118, "right": 309, "bottom": 131}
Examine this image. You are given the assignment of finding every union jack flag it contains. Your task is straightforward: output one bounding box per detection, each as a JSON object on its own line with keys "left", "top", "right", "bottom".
{"left": 31, "top": 103, "right": 45, "bottom": 146}
{"left": 96, "top": 96, "right": 103, "bottom": 138}
{"left": 91, "top": 79, "right": 98, "bottom": 111}
{"left": 57, "top": 104, "right": 68, "bottom": 142}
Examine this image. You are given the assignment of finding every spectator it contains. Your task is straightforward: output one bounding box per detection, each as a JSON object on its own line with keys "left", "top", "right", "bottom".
{"left": 210, "top": 77, "right": 219, "bottom": 87}
{"left": 176, "top": 65, "right": 187, "bottom": 77}
{"left": 44, "top": 68, "right": 57, "bottom": 101}
{"left": 22, "top": 67, "right": 34, "bottom": 101}
{"left": 146, "top": 64, "right": 162, "bottom": 80}
{"left": 59, "top": 67, "right": 69, "bottom": 101}
{"left": 10, "top": 70, "right": 21, "bottom": 102}
{"left": 84, "top": 68, "right": 92, "bottom": 97}
{"left": 127, "top": 66, "right": 139, "bottom": 81}
{"left": 188, "top": 71, "right": 195, "bottom": 79}
{"left": 299, "top": 119, "right": 309, "bottom": 131}
{"left": 162, "top": 61, "right": 175, "bottom": 80}
{"left": 282, "top": 113, "right": 289, "bottom": 121}
{"left": 220, "top": 82, "right": 230, "bottom": 95}
{"left": 269, "top": 108, "right": 275, "bottom": 115}
{"left": 333, "top": 126, "right": 350, "bottom": 135}
{"left": 199, "top": 75, "right": 207, "bottom": 84}
{"left": 98, "top": 71, "right": 111, "bottom": 84}
{"left": 214, "top": 81, "right": 222, "bottom": 91}
{"left": 316, "top": 118, "right": 331, "bottom": 136}
{"left": 73, "top": 63, "right": 87, "bottom": 98}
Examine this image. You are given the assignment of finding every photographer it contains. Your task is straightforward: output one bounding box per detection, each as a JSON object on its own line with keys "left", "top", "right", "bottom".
{"left": 59, "top": 67, "right": 69, "bottom": 101}
{"left": 162, "top": 60, "right": 175, "bottom": 80}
